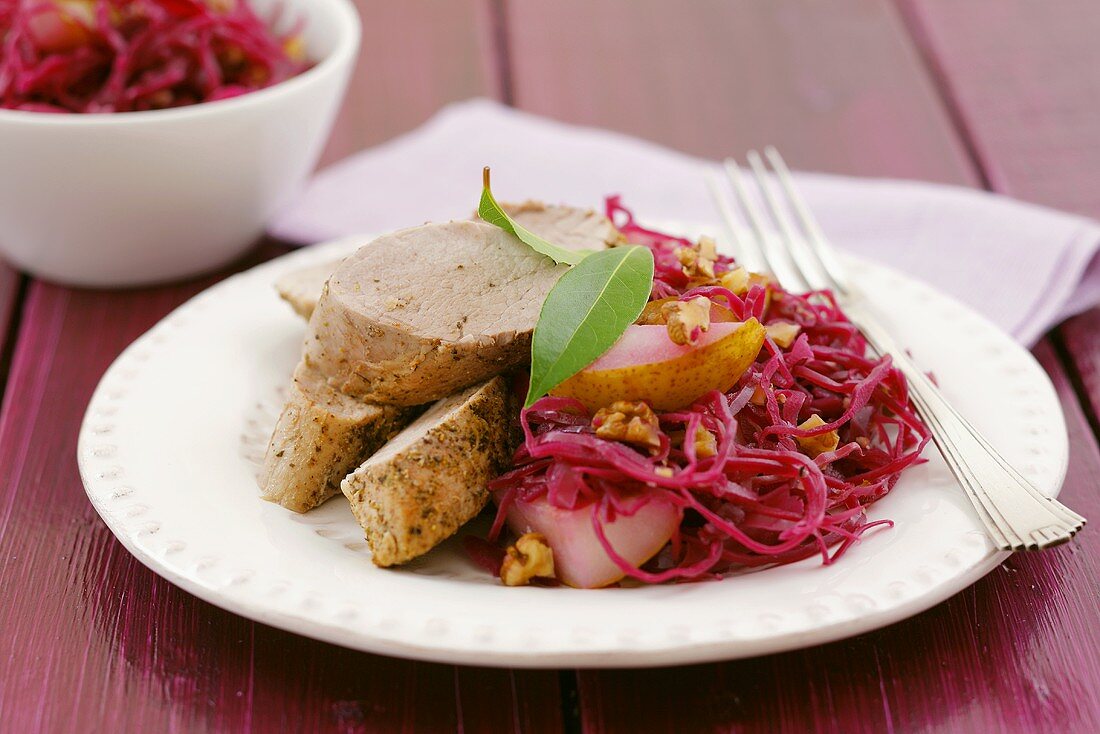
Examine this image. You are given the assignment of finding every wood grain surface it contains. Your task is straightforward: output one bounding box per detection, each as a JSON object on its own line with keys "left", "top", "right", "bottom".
{"left": 502, "top": 0, "right": 1100, "bottom": 730}
{"left": 505, "top": 0, "right": 977, "bottom": 184}
{"left": 0, "top": 264, "right": 22, "bottom": 390}
{"left": 898, "top": 0, "right": 1100, "bottom": 215}
{"left": 575, "top": 344, "right": 1100, "bottom": 734}
{"left": 0, "top": 247, "right": 564, "bottom": 733}
{"left": 319, "top": 0, "right": 499, "bottom": 166}
{"left": 898, "top": 0, "right": 1100, "bottom": 489}
{"left": 0, "top": 0, "right": 1098, "bottom": 731}
{"left": 1061, "top": 311, "right": 1100, "bottom": 429}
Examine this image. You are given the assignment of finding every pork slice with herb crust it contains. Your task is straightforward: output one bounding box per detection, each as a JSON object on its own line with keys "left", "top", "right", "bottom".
{"left": 260, "top": 368, "right": 414, "bottom": 512}
{"left": 275, "top": 259, "right": 344, "bottom": 320}
{"left": 497, "top": 200, "right": 624, "bottom": 251}
{"left": 273, "top": 203, "right": 621, "bottom": 322}
{"left": 262, "top": 203, "right": 618, "bottom": 513}
{"left": 302, "top": 220, "right": 567, "bottom": 406}
{"left": 341, "top": 376, "right": 518, "bottom": 567}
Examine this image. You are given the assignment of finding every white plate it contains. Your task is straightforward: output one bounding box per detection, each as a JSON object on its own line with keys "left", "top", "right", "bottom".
{"left": 78, "top": 229, "right": 1068, "bottom": 668}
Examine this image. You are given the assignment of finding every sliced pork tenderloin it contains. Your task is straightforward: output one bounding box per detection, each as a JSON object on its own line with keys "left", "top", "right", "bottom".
{"left": 341, "top": 376, "right": 518, "bottom": 567}
{"left": 273, "top": 203, "right": 620, "bottom": 322}
{"left": 260, "top": 369, "right": 413, "bottom": 513}
{"left": 495, "top": 200, "right": 623, "bottom": 251}
{"left": 302, "top": 220, "right": 566, "bottom": 405}
{"left": 275, "top": 259, "right": 343, "bottom": 320}
{"left": 262, "top": 203, "right": 618, "bottom": 513}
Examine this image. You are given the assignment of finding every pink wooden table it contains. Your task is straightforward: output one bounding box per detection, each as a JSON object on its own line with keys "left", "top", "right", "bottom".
{"left": 3, "top": 1, "right": 1100, "bottom": 731}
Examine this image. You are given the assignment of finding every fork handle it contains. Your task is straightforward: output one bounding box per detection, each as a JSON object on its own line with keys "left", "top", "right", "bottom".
{"left": 843, "top": 302, "right": 1085, "bottom": 550}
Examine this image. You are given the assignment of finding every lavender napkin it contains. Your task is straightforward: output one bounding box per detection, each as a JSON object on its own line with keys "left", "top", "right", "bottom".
{"left": 270, "top": 99, "right": 1100, "bottom": 346}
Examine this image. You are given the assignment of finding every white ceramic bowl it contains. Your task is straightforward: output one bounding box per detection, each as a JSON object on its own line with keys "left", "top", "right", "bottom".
{"left": 0, "top": 0, "right": 360, "bottom": 287}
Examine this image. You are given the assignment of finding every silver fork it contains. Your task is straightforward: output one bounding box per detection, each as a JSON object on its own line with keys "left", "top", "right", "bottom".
{"left": 709, "top": 147, "right": 1085, "bottom": 551}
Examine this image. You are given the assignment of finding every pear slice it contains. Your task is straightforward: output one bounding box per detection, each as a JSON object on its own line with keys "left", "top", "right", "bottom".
{"left": 552, "top": 319, "right": 765, "bottom": 412}
{"left": 501, "top": 493, "right": 680, "bottom": 588}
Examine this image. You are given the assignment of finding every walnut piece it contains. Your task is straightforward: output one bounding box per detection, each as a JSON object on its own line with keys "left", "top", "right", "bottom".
{"left": 661, "top": 296, "right": 711, "bottom": 346}
{"left": 677, "top": 239, "right": 717, "bottom": 281}
{"left": 636, "top": 297, "right": 674, "bottom": 325}
{"left": 697, "top": 235, "right": 718, "bottom": 263}
{"left": 795, "top": 414, "right": 840, "bottom": 458}
{"left": 766, "top": 321, "right": 801, "bottom": 348}
{"left": 500, "top": 533, "right": 556, "bottom": 586}
{"left": 719, "top": 267, "right": 772, "bottom": 295}
{"left": 719, "top": 267, "right": 749, "bottom": 294}
{"left": 593, "top": 401, "right": 661, "bottom": 450}
{"left": 640, "top": 296, "right": 736, "bottom": 328}
{"left": 692, "top": 426, "right": 718, "bottom": 458}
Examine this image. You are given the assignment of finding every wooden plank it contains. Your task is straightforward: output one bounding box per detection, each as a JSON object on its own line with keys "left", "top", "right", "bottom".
{"left": 887, "top": 8, "right": 1100, "bottom": 723}
{"left": 894, "top": 0, "right": 1100, "bottom": 461}
{"left": 504, "top": 0, "right": 979, "bottom": 184}
{"left": 319, "top": 0, "right": 502, "bottom": 166}
{"left": 1061, "top": 311, "right": 1100, "bottom": 428}
{"left": 0, "top": 246, "right": 563, "bottom": 731}
{"left": 500, "top": 0, "right": 1100, "bottom": 731}
{"left": 576, "top": 344, "right": 1100, "bottom": 734}
{"left": 896, "top": 0, "right": 1100, "bottom": 215}
{"left": 0, "top": 4, "right": 564, "bottom": 729}
{"left": 0, "top": 264, "right": 22, "bottom": 392}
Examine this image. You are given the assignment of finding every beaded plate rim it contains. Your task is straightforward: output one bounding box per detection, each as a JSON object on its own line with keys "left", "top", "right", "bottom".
{"left": 77, "top": 227, "right": 1068, "bottom": 668}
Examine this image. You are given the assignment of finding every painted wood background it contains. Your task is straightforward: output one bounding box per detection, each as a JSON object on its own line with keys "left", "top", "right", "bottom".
{"left": 1, "top": 0, "right": 1098, "bottom": 731}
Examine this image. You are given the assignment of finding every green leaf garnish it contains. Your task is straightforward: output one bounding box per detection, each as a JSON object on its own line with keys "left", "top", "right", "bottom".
{"left": 525, "top": 245, "right": 655, "bottom": 406}
{"left": 479, "top": 167, "right": 591, "bottom": 265}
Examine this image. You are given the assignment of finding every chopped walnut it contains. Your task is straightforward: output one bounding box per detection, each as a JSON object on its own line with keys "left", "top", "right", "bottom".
{"left": 766, "top": 321, "right": 801, "bottom": 348}
{"left": 692, "top": 426, "right": 718, "bottom": 458}
{"left": 500, "top": 533, "right": 556, "bottom": 586}
{"left": 661, "top": 296, "right": 711, "bottom": 346}
{"left": 795, "top": 414, "right": 840, "bottom": 458}
{"left": 221, "top": 41, "right": 245, "bottom": 64}
{"left": 751, "top": 386, "right": 787, "bottom": 406}
{"left": 677, "top": 246, "right": 698, "bottom": 270}
{"left": 719, "top": 267, "right": 772, "bottom": 296}
{"left": 697, "top": 235, "right": 718, "bottom": 263}
{"left": 677, "top": 242, "right": 716, "bottom": 280}
{"left": 752, "top": 271, "right": 774, "bottom": 288}
{"left": 636, "top": 297, "right": 675, "bottom": 325}
{"left": 284, "top": 35, "right": 307, "bottom": 63}
{"left": 148, "top": 90, "right": 174, "bottom": 109}
{"left": 719, "top": 267, "right": 749, "bottom": 294}
{"left": 640, "top": 296, "right": 735, "bottom": 327}
{"left": 593, "top": 401, "right": 662, "bottom": 450}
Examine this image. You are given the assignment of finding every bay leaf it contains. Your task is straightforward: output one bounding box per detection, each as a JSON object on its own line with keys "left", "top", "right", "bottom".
{"left": 526, "top": 245, "right": 655, "bottom": 406}
{"left": 478, "top": 167, "right": 591, "bottom": 266}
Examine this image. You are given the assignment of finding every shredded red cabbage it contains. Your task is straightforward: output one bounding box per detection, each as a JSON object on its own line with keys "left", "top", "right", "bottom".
{"left": 0, "top": 0, "right": 308, "bottom": 112}
{"left": 487, "top": 198, "right": 931, "bottom": 583}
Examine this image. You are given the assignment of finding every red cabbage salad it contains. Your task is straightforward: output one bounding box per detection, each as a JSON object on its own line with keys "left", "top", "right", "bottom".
{"left": 0, "top": 0, "right": 308, "bottom": 113}
{"left": 482, "top": 198, "right": 931, "bottom": 588}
